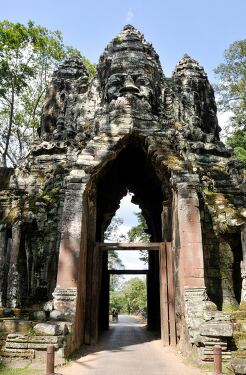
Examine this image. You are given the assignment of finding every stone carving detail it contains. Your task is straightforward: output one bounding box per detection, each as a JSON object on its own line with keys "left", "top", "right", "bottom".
{"left": 40, "top": 58, "right": 89, "bottom": 141}
{"left": 52, "top": 288, "right": 77, "bottom": 321}
{"left": 97, "top": 25, "right": 163, "bottom": 123}
{"left": 172, "top": 54, "right": 221, "bottom": 142}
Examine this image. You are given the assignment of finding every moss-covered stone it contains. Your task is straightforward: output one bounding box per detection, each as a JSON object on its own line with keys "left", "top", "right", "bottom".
{"left": 231, "top": 311, "right": 246, "bottom": 320}
{"left": 222, "top": 303, "right": 238, "bottom": 313}
{"left": 233, "top": 331, "right": 246, "bottom": 350}
{"left": 204, "top": 301, "right": 217, "bottom": 311}
{"left": 232, "top": 350, "right": 246, "bottom": 359}
{"left": 160, "top": 150, "right": 184, "bottom": 170}
{"left": 237, "top": 320, "right": 246, "bottom": 332}
{"left": 203, "top": 191, "right": 246, "bottom": 234}
{"left": 114, "top": 36, "right": 124, "bottom": 45}
{"left": 240, "top": 302, "right": 246, "bottom": 311}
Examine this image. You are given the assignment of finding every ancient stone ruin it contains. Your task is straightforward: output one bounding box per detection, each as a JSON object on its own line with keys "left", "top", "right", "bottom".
{"left": 0, "top": 25, "right": 246, "bottom": 373}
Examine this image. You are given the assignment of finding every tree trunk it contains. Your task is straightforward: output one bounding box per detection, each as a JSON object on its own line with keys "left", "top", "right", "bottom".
{"left": 2, "top": 88, "right": 14, "bottom": 167}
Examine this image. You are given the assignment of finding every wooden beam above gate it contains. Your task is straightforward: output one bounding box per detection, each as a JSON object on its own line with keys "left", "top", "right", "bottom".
{"left": 97, "top": 242, "right": 164, "bottom": 250}
{"left": 109, "top": 269, "right": 148, "bottom": 274}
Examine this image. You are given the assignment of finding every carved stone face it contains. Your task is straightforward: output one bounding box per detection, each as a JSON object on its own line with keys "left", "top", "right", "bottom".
{"left": 104, "top": 54, "right": 160, "bottom": 116}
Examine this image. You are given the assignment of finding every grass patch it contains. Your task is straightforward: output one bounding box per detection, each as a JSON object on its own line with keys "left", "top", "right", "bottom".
{"left": 0, "top": 365, "right": 42, "bottom": 375}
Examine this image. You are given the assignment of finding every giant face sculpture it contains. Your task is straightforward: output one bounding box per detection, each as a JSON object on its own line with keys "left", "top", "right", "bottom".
{"left": 104, "top": 54, "right": 160, "bottom": 116}
{"left": 98, "top": 26, "right": 163, "bottom": 117}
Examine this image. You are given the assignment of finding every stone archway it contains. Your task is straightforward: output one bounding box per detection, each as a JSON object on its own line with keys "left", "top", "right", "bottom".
{"left": 54, "top": 133, "right": 206, "bottom": 351}
{"left": 83, "top": 136, "right": 166, "bottom": 344}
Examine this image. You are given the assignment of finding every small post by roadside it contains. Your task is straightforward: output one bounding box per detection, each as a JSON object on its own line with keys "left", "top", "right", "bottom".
{"left": 45, "top": 344, "right": 62, "bottom": 375}
{"left": 213, "top": 344, "right": 222, "bottom": 375}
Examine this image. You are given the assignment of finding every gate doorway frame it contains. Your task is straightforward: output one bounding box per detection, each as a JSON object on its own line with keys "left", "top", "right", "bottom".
{"left": 95, "top": 242, "right": 176, "bottom": 346}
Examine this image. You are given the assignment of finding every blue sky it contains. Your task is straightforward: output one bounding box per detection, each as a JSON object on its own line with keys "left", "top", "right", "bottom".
{"left": 1, "top": 0, "right": 246, "bottom": 79}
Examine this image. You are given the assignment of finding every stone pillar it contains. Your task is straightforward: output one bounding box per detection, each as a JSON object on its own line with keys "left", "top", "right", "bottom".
{"left": 7, "top": 224, "right": 21, "bottom": 308}
{"left": 174, "top": 180, "right": 207, "bottom": 347}
{"left": 53, "top": 171, "right": 86, "bottom": 319}
{"left": 177, "top": 182, "right": 205, "bottom": 289}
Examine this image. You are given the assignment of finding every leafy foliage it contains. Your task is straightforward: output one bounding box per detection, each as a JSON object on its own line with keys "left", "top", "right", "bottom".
{"left": 104, "top": 216, "right": 127, "bottom": 244}
{"left": 127, "top": 212, "right": 150, "bottom": 264}
{"left": 214, "top": 39, "right": 246, "bottom": 130}
{"left": 214, "top": 39, "right": 246, "bottom": 166}
{"left": 226, "top": 129, "right": 246, "bottom": 166}
{"left": 127, "top": 212, "right": 150, "bottom": 242}
{"left": 104, "top": 216, "right": 125, "bottom": 291}
{"left": 122, "top": 277, "right": 147, "bottom": 314}
{"left": 110, "top": 290, "right": 126, "bottom": 312}
{"left": 0, "top": 20, "right": 66, "bottom": 166}
{"left": 81, "top": 56, "right": 96, "bottom": 80}
{"left": 0, "top": 20, "right": 96, "bottom": 166}
{"left": 110, "top": 277, "right": 147, "bottom": 314}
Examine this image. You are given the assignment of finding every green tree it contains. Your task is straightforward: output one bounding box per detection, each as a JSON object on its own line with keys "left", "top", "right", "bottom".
{"left": 110, "top": 290, "right": 126, "bottom": 313}
{"left": 0, "top": 20, "right": 65, "bottom": 166}
{"left": 0, "top": 20, "right": 96, "bottom": 166}
{"left": 81, "top": 56, "right": 96, "bottom": 80}
{"left": 215, "top": 39, "right": 246, "bottom": 129}
{"left": 104, "top": 216, "right": 125, "bottom": 291}
{"left": 128, "top": 212, "right": 150, "bottom": 264}
{"left": 226, "top": 130, "right": 246, "bottom": 166}
{"left": 214, "top": 39, "right": 246, "bottom": 165}
{"left": 122, "top": 277, "right": 147, "bottom": 314}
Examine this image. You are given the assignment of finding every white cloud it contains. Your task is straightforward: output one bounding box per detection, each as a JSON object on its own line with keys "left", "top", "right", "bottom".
{"left": 126, "top": 9, "right": 134, "bottom": 24}
{"left": 115, "top": 193, "right": 140, "bottom": 227}
{"left": 117, "top": 250, "right": 147, "bottom": 270}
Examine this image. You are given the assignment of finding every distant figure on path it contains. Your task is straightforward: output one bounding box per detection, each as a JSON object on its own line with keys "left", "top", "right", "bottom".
{"left": 112, "top": 308, "right": 118, "bottom": 323}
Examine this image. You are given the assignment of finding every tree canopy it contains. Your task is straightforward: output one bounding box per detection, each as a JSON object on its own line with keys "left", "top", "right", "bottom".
{"left": 214, "top": 39, "right": 246, "bottom": 165}
{"left": 104, "top": 216, "right": 125, "bottom": 291}
{"left": 127, "top": 212, "right": 150, "bottom": 264}
{"left": 122, "top": 277, "right": 147, "bottom": 314}
{"left": 0, "top": 20, "right": 96, "bottom": 167}
{"left": 110, "top": 277, "right": 147, "bottom": 315}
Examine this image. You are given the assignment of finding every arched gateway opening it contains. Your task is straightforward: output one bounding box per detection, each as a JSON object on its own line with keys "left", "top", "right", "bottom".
{"left": 81, "top": 135, "right": 175, "bottom": 345}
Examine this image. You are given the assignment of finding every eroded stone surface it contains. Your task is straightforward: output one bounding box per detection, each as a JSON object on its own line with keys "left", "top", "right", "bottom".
{"left": 33, "top": 322, "right": 59, "bottom": 336}
{"left": 231, "top": 358, "right": 246, "bottom": 374}
{"left": 200, "top": 322, "right": 233, "bottom": 337}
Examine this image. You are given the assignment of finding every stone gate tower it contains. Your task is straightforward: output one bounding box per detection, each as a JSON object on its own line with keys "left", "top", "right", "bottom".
{"left": 0, "top": 25, "right": 246, "bottom": 372}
